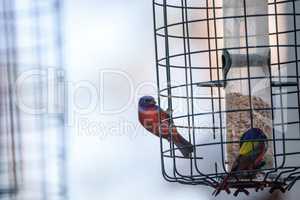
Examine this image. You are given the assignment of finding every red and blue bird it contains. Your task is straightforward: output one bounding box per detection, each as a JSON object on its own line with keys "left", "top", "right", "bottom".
{"left": 214, "top": 128, "right": 269, "bottom": 196}
{"left": 138, "top": 96, "right": 193, "bottom": 157}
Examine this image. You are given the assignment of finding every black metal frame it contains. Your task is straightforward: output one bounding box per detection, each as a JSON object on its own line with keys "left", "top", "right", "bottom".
{"left": 153, "top": 0, "right": 300, "bottom": 196}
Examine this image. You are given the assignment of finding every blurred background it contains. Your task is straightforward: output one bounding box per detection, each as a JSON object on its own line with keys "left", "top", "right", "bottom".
{"left": 0, "top": 0, "right": 299, "bottom": 200}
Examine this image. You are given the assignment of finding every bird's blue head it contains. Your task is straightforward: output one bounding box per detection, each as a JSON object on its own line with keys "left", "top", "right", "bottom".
{"left": 138, "top": 96, "right": 157, "bottom": 109}
{"left": 241, "top": 128, "right": 267, "bottom": 141}
{"left": 240, "top": 128, "right": 268, "bottom": 149}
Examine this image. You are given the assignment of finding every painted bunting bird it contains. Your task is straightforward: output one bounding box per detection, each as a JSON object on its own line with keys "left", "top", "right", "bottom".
{"left": 138, "top": 96, "right": 193, "bottom": 158}
{"left": 213, "top": 128, "right": 268, "bottom": 196}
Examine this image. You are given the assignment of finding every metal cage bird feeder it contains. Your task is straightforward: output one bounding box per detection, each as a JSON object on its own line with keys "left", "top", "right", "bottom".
{"left": 153, "top": 0, "right": 300, "bottom": 196}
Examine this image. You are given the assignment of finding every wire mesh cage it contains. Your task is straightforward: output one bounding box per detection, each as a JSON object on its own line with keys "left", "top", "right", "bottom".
{"left": 153, "top": 0, "right": 300, "bottom": 196}
{"left": 0, "top": 0, "right": 67, "bottom": 199}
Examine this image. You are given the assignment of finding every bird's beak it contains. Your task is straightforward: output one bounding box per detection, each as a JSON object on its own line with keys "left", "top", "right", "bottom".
{"left": 151, "top": 99, "right": 157, "bottom": 104}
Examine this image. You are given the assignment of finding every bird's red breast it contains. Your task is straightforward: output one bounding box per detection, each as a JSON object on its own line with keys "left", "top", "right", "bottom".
{"left": 138, "top": 107, "right": 173, "bottom": 139}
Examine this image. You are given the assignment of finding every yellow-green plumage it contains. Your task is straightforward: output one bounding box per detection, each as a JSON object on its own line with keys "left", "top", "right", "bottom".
{"left": 239, "top": 141, "right": 259, "bottom": 156}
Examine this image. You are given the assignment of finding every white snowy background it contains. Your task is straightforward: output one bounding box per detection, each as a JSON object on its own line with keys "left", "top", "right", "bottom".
{"left": 64, "top": 0, "right": 299, "bottom": 200}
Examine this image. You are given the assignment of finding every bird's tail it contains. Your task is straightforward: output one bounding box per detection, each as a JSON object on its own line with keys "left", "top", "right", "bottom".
{"left": 173, "top": 134, "right": 193, "bottom": 158}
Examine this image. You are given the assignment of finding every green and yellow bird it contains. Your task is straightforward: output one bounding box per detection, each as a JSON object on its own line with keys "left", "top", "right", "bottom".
{"left": 214, "top": 128, "right": 269, "bottom": 196}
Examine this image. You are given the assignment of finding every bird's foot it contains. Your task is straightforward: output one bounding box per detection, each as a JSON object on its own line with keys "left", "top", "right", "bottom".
{"left": 255, "top": 183, "right": 265, "bottom": 192}
{"left": 269, "top": 183, "right": 286, "bottom": 194}
{"left": 212, "top": 184, "right": 231, "bottom": 196}
{"left": 234, "top": 187, "right": 250, "bottom": 196}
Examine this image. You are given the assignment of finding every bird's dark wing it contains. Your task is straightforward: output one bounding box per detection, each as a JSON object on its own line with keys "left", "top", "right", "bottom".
{"left": 232, "top": 154, "right": 258, "bottom": 172}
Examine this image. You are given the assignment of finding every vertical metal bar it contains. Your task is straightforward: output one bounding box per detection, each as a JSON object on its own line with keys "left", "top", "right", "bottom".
{"left": 153, "top": 0, "right": 167, "bottom": 180}
{"left": 292, "top": 0, "right": 300, "bottom": 138}
{"left": 183, "top": 0, "right": 198, "bottom": 176}
{"left": 206, "top": 0, "right": 219, "bottom": 177}
{"left": 206, "top": 1, "right": 217, "bottom": 141}
{"left": 162, "top": 0, "right": 178, "bottom": 179}
{"left": 274, "top": 0, "right": 286, "bottom": 168}
{"left": 32, "top": 1, "right": 47, "bottom": 198}
{"left": 242, "top": 0, "right": 254, "bottom": 129}
{"left": 2, "top": 0, "right": 18, "bottom": 193}
{"left": 180, "top": 0, "right": 193, "bottom": 177}
{"left": 268, "top": 1, "right": 278, "bottom": 172}
{"left": 212, "top": 0, "right": 226, "bottom": 173}
{"left": 54, "top": 0, "right": 68, "bottom": 198}
{"left": 9, "top": 0, "right": 23, "bottom": 188}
